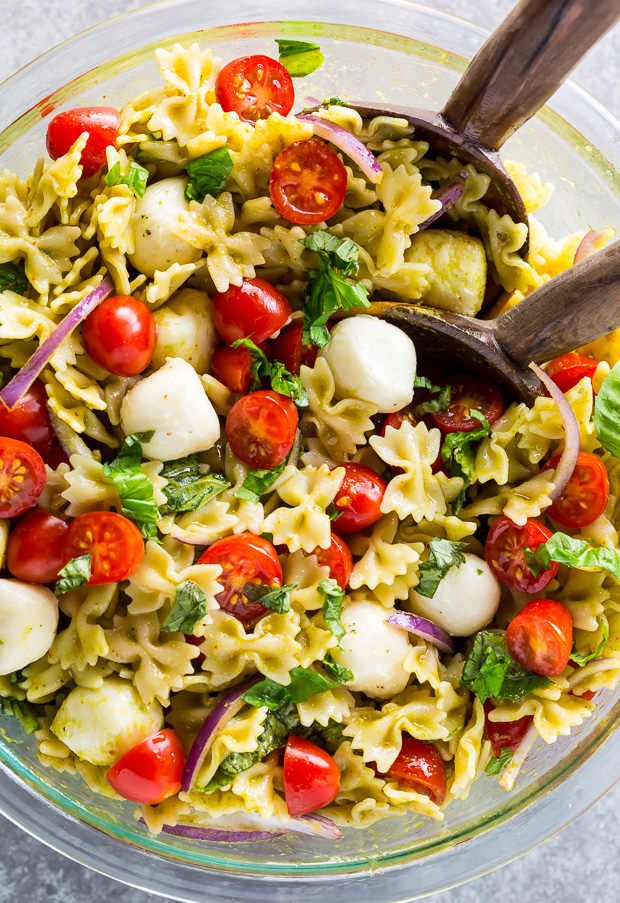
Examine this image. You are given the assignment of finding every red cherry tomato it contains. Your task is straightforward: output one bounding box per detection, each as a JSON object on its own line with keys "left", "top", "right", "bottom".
{"left": 82, "top": 295, "right": 157, "bottom": 377}
{"left": 7, "top": 510, "right": 69, "bottom": 584}
{"left": 62, "top": 511, "right": 144, "bottom": 585}
{"left": 312, "top": 533, "right": 353, "bottom": 590}
{"left": 212, "top": 278, "right": 292, "bottom": 346}
{"left": 283, "top": 735, "right": 340, "bottom": 817}
{"left": 380, "top": 735, "right": 446, "bottom": 804}
{"left": 543, "top": 451, "right": 610, "bottom": 529}
{"left": 483, "top": 701, "right": 533, "bottom": 757}
{"left": 546, "top": 352, "right": 599, "bottom": 394}
{"left": 331, "top": 463, "right": 386, "bottom": 535}
{"left": 0, "top": 381, "right": 54, "bottom": 454}
{"left": 0, "top": 438, "right": 46, "bottom": 517}
{"left": 43, "top": 439, "right": 70, "bottom": 470}
{"left": 226, "top": 389, "right": 298, "bottom": 469}
{"left": 506, "top": 599, "right": 573, "bottom": 677}
{"left": 212, "top": 345, "right": 255, "bottom": 394}
{"left": 198, "top": 532, "right": 283, "bottom": 622}
{"left": 430, "top": 374, "right": 504, "bottom": 434}
{"left": 570, "top": 688, "right": 596, "bottom": 701}
{"left": 270, "top": 323, "right": 318, "bottom": 376}
{"left": 270, "top": 140, "right": 348, "bottom": 225}
{"left": 46, "top": 107, "right": 120, "bottom": 177}
{"left": 106, "top": 729, "right": 185, "bottom": 805}
{"left": 215, "top": 54, "right": 295, "bottom": 122}
{"left": 484, "top": 515, "right": 558, "bottom": 594}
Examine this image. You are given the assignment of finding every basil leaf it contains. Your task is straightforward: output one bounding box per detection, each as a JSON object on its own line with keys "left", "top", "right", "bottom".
{"left": 300, "top": 97, "right": 350, "bottom": 114}
{"left": 162, "top": 580, "right": 207, "bottom": 633}
{"left": 523, "top": 547, "right": 547, "bottom": 578}
{"left": 300, "top": 229, "right": 360, "bottom": 276}
{"left": 441, "top": 410, "right": 490, "bottom": 512}
{"left": 234, "top": 461, "right": 286, "bottom": 504}
{"left": 243, "top": 667, "right": 340, "bottom": 710}
{"left": 570, "top": 615, "right": 609, "bottom": 666}
{"left": 485, "top": 746, "right": 514, "bottom": 775}
{"left": 232, "top": 338, "right": 308, "bottom": 407}
{"left": 323, "top": 651, "right": 353, "bottom": 683}
{"left": 415, "top": 384, "right": 452, "bottom": 416}
{"left": 414, "top": 375, "right": 441, "bottom": 393}
{"left": 243, "top": 582, "right": 297, "bottom": 614}
{"left": 102, "top": 431, "right": 158, "bottom": 540}
{"left": 105, "top": 160, "right": 149, "bottom": 198}
{"left": 159, "top": 455, "right": 230, "bottom": 515}
{"left": 318, "top": 578, "right": 346, "bottom": 643}
{"left": 0, "top": 261, "right": 28, "bottom": 295}
{"left": 593, "top": 360, "right": 620, "bottom": 457}
{"left": 417, "top": 538, "right": 468, "bottom": 599}
{"left": 276, "top": 38, "right": 324, "bottom": 77}
{"left": 184, "top": 147, "right": 234, "bottom": 203}
{"left": 530, "top": 532, "right": 620, "bottom": 582}
{"left": 55, "top": 554, "right": 91, "bottom": 596}
{"left": 0, "top": 697, "right": 43, "bottom": 734}
{"left": 460, "top": 631, "right": 552, "bottom": 703}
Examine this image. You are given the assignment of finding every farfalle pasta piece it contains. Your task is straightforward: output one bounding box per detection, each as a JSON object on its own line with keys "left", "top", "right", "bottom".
{"left": 27, "top": 135, "right": 88, "bottom": 230}
{"left": 126, "top": 538, "right": 222, "bottom": 616}
{"left": 297, "top": 686, "right": 355, "bottom": 728}
{"left": 528, "top": 215, "right": 583, "bottom": 282}
{"left": 552, "top": 569, "right": 609, "bottom": 632}
{"left": 505, "top": 160, "right": 554, "bottom": 214}
{"left": 227, "top": 114, "right": 313, "bottom": 201}
{"left": 142, "top": 261, "right": 202, "bottom": 309}
{"left": 195, "top": 705, "right": 268, "bottom": 788}
{"left": 219, "top": 448, "right": 265, "bottom": 536}
{"left": 49, "top": 584, "right": 116, "bottom": 672}
{"left": 348, "top": 513, "right": 423, "bottom": 606}
{"left": 282, "top": 550, "right": 330, "bottom": 613}
{"left": 518, "top": 378, "right": 599, "bottom": 460}
{"left": 462, "top": 470, "right": 555, "bottom": 526}
{"left": 231, "top": 757, "right": 289, "bottom": 821}
{"left": 291, "top": 609, "right": 338, "bottom": 669}
{"left": 489, "top": 690, "right": 593, "bottom": 745}
{"left": 447, "top": 697, "right": 486, "bottom": 802}
{"left": 60, "top": 453, "right": 120, "bottom": 516}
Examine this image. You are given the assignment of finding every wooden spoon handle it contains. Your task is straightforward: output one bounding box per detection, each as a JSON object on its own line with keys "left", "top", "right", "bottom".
{"left": 492, "top": 239, "right": 620, "bottom": 366}
{"left": 442, "top": 0, "right": 620, "bottom": 151}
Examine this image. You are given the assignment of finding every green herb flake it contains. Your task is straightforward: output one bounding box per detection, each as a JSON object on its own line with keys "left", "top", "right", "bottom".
{"left": 0, "top": 697, "right": 43, "bottom": 734}
{"left": 184, "top": 147, "right": 234, "bottom": 203}
{"left": 105, "top": 160, "right": 149, "bottom": 198}
{"left": 55, "top": 554, "right": 91, "bottom": 596}
{"left": 162, "top": 580, "right": 207, "bottom": 633}
{"left": 460, "top": 630, "right": 552, "bottom": 703}
{"left": 593, "top": 360, "right": 620, "bottom": 458}
{"left": 528, "top": 532, "right": 620, "bottom": 583}
{"left": 0, "top": 261, "right": 29, "bottom": 296}
{"left": 159, "top": 455, "right": 230, "bottom": 515}
{"left": 232, "top": 338, "right": 308, "bottom": 407}
{"left": 243, "top": 667, "right": 340, "bottom": 710}
{"left": 102, "top": 431, "right": 158, "bottom": 540}
{"left": 243, "top": 582, "right": 297, "bottom": 614}
{"left": 485, "top": 746, "right": 514, "bottom": 775}
{"left": 323, "top": 651, "right": 353, "bottom": 683}
{"left": 235, "top": 461, "right": 286, "bottom": 504}
{"left": 440, "top": 409, "right": 490, "bottom": 512}
{"left": 570, "top": 615, "right": 609, "bottom": 667}
{"left": 276, "top": 38, "right": 324, "bottom": 77}
{"left": 417, "top": 538, "right": 468, "bottom": 599}
{"left": 318, "top": 578, "right": 346, "bottom": 644}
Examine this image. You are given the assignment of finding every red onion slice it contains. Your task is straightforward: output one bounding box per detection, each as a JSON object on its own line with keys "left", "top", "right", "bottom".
{"left": 530, "top": 362, "right": 580, "bottom": 502}
{"left": 574, "top": 228, "right": 614, "bottom": 264}
{"left": 385, "top": 610, "right": 455, "bottom": 654}
{"left": 138, "top": 818, "right": 281, "bottom": 843}
{"left": 418, "top": 170, "right": 469, "bottom": 231}
{"left": 296, "top": 114, "right": 383, "bottom": 184}
{"left": 0, "top": 277, "right": 113, "bottom": 410}
{"left": 138, "top": 811, "right": 342, "bottom": 842}
{"left": 182, "top": 675, "right": 262, "bottom": 792}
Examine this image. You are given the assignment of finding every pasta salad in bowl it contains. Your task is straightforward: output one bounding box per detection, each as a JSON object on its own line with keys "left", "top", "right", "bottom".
{"left": 1, "top": 3, "right": 620, "bottom": 899}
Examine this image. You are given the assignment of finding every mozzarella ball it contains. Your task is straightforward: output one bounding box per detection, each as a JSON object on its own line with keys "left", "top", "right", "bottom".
{"left": 129, "top": 177, "right": 201, "bottom": 277}
{"left": 331, "top": 600, "right": 411, "bottom": 699}
{"left": 320, "top": 316, "right": 416, "bottom": 412}
{"left": 408, "top": 553, "right": 501, "bottom": 637}
{"left": 51, "top": 677, "right": 162, "bottom": 766}
{"left": 0, "top": 579, "right": 58, "bottom": 675}
{"left": 121, "top": 357, "right": 220, "bottom": 460}
{"left": 152, "top": 288, "right": 219, "bottom": 374}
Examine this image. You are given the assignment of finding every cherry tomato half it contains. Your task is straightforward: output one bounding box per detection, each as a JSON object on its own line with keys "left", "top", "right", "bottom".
{"left": 543, "top": 451, "right": 610, "bottom": 529}
{"left": 106, "top": 729, "right": 185, "bottom": 805}
{"left": 212, "top": 278, "right": 292, "bottom": 346}
{"left": 483, "top": 701, "right": 533, "bottom": 757}
{"left": 82, "top": 295, "right": 157, "bottom": 377}
{"left": 269, "top": 322, "right": 318, "bottom": 376}
{"left": 430, "top": 374, "right": 504, "bottom": 434}
{"left": 506, "top": 599, "right": 573, "bottom": 677}
{"left": 226, "top": 389, "right": 298, "bottom": 469}
{"left": 62, "top": 511, "right": 145, "bottom": 584}
{"left": 269, "top": 140, "right": 348, "bottom": 225}
{"left": 0, "top": 381, "right": 54, "bottom": 454}
{"left": 546, "top": 352, "right": 599, "bottom": 395}
{"left": 212, "top": 345, "right": 255, "bottom": 394}
{"left": 312, "top": 533, "right": 353, "bottom": 591}
{"left": 46, "top": 107, "right": 120, "bottom": 177}
{"left": 215, "top": 55, "right": 294, "bottom": 122}
{"left": 7, "top": 510, "right": 69, "bottom": 584}
{"left": 380, "top": 735, "right": 446, "bottom": 804}
{"left": 198, "top": 533, "right": 283, "bottom": 622}
{"left": 331, "top": 463, "right": 386, "bottom": 535}
{"left": 484, "top": 515, "right": 558, "bottom": 594}
{"left": 0, "top": 438, "right": 46, "bottom": 518}
{"left": 283, "top": 735, "right": 340, "bottom": 817}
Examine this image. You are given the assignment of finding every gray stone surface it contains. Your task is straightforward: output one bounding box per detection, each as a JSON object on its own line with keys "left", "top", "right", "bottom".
{"left": 0, "top": 1, "right": 619, "bottom": 901}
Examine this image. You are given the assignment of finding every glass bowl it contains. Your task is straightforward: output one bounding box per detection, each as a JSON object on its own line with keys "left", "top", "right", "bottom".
{"left": 1, "top": 1, "right": 620, "bottom": 900}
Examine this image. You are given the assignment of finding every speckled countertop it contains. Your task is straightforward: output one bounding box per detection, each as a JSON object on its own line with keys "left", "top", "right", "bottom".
{"left": 0, "top": 2, "right": 619, "bottom": 901}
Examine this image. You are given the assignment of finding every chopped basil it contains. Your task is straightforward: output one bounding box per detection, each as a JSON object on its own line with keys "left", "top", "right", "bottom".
{"left": 55, "top": 554, "right": 91, "bottom": 596}
{"left": 0, "top": 697, "right": 43, "bottom": 734}
{"left": 105, "top": 160, "right": 149, "bottom": 198}
{"left": 300, "top": 97, "right": 350, "bottom": 114}
{"left": 276, "top": 38, "right": 324, "bottom": 77}
{"left": 318, "top": 578, "right": 346, "bottom": 644}
{"left": 528, "top": 532, "right": 620, "bottom": 583}
{"left": 231, "top": 338, "right": 308, "bottom": 407}
{"left": 162, "top": 580, "right": 207, "bottom": 633}
{"left": 234, "top": 461, "right": 286, "bottom": 504}
{"left": 415, "top": 384, "right": 452, "bottom": 416}
{"left": 0, "top": 261, "right": 28, "bottom": 295}
{"left": 102, "top": 431, "right": 157, "bottom": 540}
{"left": 417, "top": 538, "right": 468, "bottom": 599}
{"left": 441, "top": 409, "right": 490, "bottom": 512}
{"left": 593, "top": 360, "right": 620, "bottom": 457}
{"left": 460, "top": 631, "right": 552, "bottom": 703}
{"left": 323, "top": 651, "right": 353, "bottom": 683}
{"left": 184, "top": 147, "right": 234, "bottom": 203}
{"left": 243, "top": 666, "right": 341, "bottom": 710}
{"left": 571, "top": 615, "right": 609, "bottom": 666}
{"left": 242, "top": 582, "right": 297, "bottom": 614}
{"left": 485, "top": 746, "right": 514, "bottom": 775}
{"left": 159, "top": 455, "right": 230, "bottom": 515}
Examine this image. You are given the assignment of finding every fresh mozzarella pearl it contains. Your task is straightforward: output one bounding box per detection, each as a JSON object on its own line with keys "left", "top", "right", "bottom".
{"left": 129, "top": 177, "right": 201, "bottom": 278}
{"left": 0, "top": 579, "right": 58, "bottom": 675}
{"left": 408, "top": 553, "right": 501, "bottom": 637}
{"left": 152, "top": 288, "right": 219, "bottom": 374}
{"left": 51, "top": 677, "right": 162, "bottom": 766}
{"left": 121, "top": 357, "right": 220, "bottom": 460}
{"left": 320, "top": 316, "right": 416, "bottom": 413}
{"left": 331, "top": 600, "right": 411, "bottom": 699}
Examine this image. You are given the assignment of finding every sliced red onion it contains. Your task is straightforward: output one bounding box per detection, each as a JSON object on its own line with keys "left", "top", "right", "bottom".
{"left": 138, "top": 818, "right": 282, "bottom": 843}
{"left": 181, "top": 675, "right": 262, "bottom": 792}
{"left": 169, "top": 524, "right": 218, "bottom": 546}
{"left": 0, "top": 278, "right": 113, "bottom": 410}
{"left": 498, "top": 722, "right": 538, "bottom": 792}
{"left": 574, "top": 228, "right": 614, "bottom": 264}
{"left": 530, "top": 362, "right": 580, "bottom": 502}
{"left": 385, "top": 610, "right": 455, "bottom": 654}
{"left": 296, "top": 114, "right": 383, "bottom": 184}
{"left": 138, "top": 811, "right": 342, "bottom": 841}
{"left": 418, "top": 170, "right": 469, "bottom": 231}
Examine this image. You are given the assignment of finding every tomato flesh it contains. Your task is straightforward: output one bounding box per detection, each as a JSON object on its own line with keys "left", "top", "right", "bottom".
{"left": 212, "top": 278, "right": 292, "bottom": 346}
{"left": 0, "top": 437, "right": 46, "bottom": 518}
{"left": 483, "top": 701, "right": 532, "bottom": 757}
{"left": 62, "top": 511, "right": 145, "bottom": 584}
{"left": 43, "top": 439, "right": 70, "bottom": 470}
{"left": 546, "top": 352, "right": 598, "bottom": 394}
{"left": 312, "top": 533, "right": 353, "bottom": 590}
{"left": 269, "top": 322, "right": 318, "bottom": 376}
{"left": 380, "top": 735, "right": 446, "bottom": 804}
{"left": 226, "top": 389, "right": 298, "bottom": 469}
{"left": 198, "top": 532, "right": 283, "bottom": 622}
{"left": 82, "top": 295, "right": 157, "bottom": 376}
{"left": 106, "top": 729, "right": 185, "bottom": 805}
{"left": 543, "top": 451, "right": 610, "bottom": 529}
{"left": 484, "top": 515, "right": 558, "bottom": 594}
{"left": 0, "top": 381, "right": 54, "bottom": 454}
{"left": 506, "top": 599, "right": 573, "bottom": 677}
{"left": 270, "top": 140, "right": 348, "bottom": 225}
{"left": 430, "top": 374, "right": 504, "bottom": 434}
{"left": 7, "top": 510, "right": 69, "bottom": 584}
{"left": 46, "top": 107, "right": 120, "bottom": 176}
{"left": 283, "top": 735, "right": 340, "bottom": 817}
{"left": 215, "top": 55, "right": 294, "bottom": 122}
{"left": 331, "top": 463, "right": 386, "bottom": 535}
{"left": 212, "top": 345, "right": 255, "bottom": 394}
